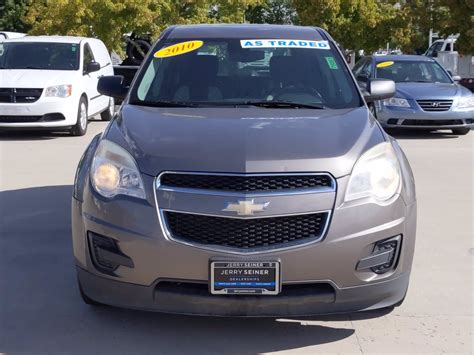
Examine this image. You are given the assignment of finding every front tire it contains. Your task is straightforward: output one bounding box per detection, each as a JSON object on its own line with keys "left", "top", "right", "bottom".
{"left": 71, "top": 97, "right": 88, "bottom": 136}
{"left": 451, "top": 127, "right": 470, "bottom": 135}
{"left": 100, "top": 97, "right": 115, "bottom": 121}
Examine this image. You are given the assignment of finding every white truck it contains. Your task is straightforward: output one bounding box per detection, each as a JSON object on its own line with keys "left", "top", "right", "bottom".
{"left": 425, "top": 37, "right": 474, "bottom": 92}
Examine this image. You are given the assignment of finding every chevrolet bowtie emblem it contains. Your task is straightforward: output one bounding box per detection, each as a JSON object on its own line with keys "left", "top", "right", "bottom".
{"left": 222, "top": 200, "right": 270, "bottom": 216}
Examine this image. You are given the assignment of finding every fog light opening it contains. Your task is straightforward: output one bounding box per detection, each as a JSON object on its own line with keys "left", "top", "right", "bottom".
{"left": 356, "top": 235, "right": 402, "bottom": 274}
{"left": 88, "top": 232, "right": 134, "bottom": 274}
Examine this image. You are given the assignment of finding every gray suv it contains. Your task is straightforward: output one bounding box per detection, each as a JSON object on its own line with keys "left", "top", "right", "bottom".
{"left": 72, "top": 25, "right": 417, "bottom": 316}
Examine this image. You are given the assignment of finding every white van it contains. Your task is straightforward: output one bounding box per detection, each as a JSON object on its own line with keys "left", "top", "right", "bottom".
{"left": 0, "top": 36, "right": 114, "bottom": 135}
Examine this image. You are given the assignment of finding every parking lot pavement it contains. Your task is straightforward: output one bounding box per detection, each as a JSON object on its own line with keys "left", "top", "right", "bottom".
{"left": 0, "top": 122, "right": 472, "bottom": 354}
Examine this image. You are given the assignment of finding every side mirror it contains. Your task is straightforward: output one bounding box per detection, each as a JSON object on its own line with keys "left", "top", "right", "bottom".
{"left": 97, "top": 75, "right": 128, "bottom": 100}
{"left": 452, "top": 75, "right": 461, "bottom": 82}
{"left": 85, "top": 61, "right": 100, "bottom": 74}
{"left": 363, "top": 79, "right": 396, "bottom": 103}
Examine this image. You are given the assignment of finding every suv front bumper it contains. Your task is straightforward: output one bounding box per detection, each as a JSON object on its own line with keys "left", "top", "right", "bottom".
{"left": 73, "top": 171, "right": 417, "bottom": 316}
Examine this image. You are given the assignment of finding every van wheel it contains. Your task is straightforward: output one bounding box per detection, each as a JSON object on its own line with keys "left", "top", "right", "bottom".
{"left": 451, "top": 128, "right": 470, "bottom": 135}
{"left": 71, "top": 97, "right": 88, "bottom": 136}
{"left": 100, "top": 97, "right": 115, "bottom": 121}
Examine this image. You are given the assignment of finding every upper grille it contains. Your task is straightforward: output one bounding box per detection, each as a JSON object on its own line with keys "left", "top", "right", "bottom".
{"left": 164, "top": 211, "right": 329, "bottom": 251}
{"left": 0, "top": 88, "right": 43, "bottom": 103}
{"left": 417, "top": 100, "right": 452, "bottom": 112}
{"left": 159, "top": 173, "right": 333, "bottom": 192}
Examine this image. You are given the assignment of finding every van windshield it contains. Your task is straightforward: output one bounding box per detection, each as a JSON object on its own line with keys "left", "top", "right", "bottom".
{"left": 0, "top": 42, "right": 80, "bottom": 70}
{"left": 131, "top": 38, "right": 362, "bottom": 109}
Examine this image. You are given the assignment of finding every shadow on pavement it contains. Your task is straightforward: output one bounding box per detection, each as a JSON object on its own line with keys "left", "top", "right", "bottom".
{"left": 1, "top": 185, "right": 358, "bottom": 354}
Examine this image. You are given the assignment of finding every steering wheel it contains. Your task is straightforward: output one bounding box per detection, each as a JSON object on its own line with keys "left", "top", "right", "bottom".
{"left": 271, "top": 84, "right": 323, "bottom": 102}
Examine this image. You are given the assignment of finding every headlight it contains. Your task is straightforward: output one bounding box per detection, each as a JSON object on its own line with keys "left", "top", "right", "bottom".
{"left": 345, "top": 142, "right": 401, "bottom": 203}
{"left": 383, "top": 97, "right": 410, "bottom": 108}
{"left": 91, "top": 140, "right": 146, "bottom": 199}
{"left": 456, "top": 95, "right": 474, "bottom": 109}
{"left": 45, "top": 84, "right": 72, "bottom": 98}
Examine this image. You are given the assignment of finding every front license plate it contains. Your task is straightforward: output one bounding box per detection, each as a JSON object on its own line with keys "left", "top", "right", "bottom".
{"left": 210, "top": 261, "right": 280, "bottom": 295}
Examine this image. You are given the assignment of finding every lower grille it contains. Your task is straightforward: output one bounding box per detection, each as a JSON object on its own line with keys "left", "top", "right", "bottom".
{"left": 402, "top": 119, "right": 463, "bottom": 126}
{"left": 164, "top": 211, "right": 329, "bottom": 251}
{"left": 0, "top": 115, "right": 42, "bottom": 123}
{"left": 0, "top": 113, "right": 65, "bottom": 123}
{"left": 416, "top": 100, "right": 452, "bottom": 112}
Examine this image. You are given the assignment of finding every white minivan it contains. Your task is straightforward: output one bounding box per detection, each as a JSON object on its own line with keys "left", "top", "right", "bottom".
{"left": 0, "top": 36, "right": 114, "bottom": 136}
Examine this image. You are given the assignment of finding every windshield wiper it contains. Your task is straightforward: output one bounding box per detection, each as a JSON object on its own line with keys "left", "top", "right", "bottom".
{"left": 243, "top": 100, "right": 325, "bottom": 109}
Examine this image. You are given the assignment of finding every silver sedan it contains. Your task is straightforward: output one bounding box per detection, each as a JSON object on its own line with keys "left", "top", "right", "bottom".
{"left": 354, "top": 55, "right": 474, "bottom": 135}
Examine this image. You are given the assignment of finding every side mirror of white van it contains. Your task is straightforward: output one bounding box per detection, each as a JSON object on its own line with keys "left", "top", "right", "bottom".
{"left": 85, "top": 62, "right": 100, "bottom": 74}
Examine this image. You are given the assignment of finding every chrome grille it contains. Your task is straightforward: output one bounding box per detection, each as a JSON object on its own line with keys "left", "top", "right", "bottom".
{"left": 416, "top": 100, "right": 452, "bottom": 112}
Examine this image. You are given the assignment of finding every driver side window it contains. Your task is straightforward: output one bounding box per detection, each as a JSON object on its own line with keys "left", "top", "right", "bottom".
{"left": 353, "top": 58, "right": 368, "bottom": 77}
{"left": 354, "top": 58, "right": 372, "bottom": 81}
{"left": 82, "top": 44, "right": 94, "bottom": 73}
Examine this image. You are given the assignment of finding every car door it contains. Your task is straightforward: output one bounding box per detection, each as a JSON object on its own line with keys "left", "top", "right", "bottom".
{"left": 82, "top": 42, "right": 101, "bottom": 115}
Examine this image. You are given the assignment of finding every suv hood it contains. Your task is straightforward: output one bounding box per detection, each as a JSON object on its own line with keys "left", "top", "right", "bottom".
{"left": 106, "top": 105, "right": 384, "bottom": 178}
{"left": 0, "top": 69, "right": 77, "bottom": 88}
{"left": 396, "top": 82, "right": 464, "bottom": 99}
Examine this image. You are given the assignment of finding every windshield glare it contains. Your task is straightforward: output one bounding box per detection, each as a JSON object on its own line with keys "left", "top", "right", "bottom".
{"left": 376, "top": 60, "right": 451, "bottom": 83}
{"left": 0, "top": 42, "right": 80, "bottom": 70}
{"left": 132, "top": 39, "right": 361, "bottom": 109}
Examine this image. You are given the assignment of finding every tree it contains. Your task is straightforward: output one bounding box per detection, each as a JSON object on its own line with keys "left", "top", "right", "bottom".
{"left": 246, "top": 0, "right": 299, "bottom": 24}
{"left": 0, "top": 0, "right": 31, "bottom": 32}
{"left": 293, "top": 0, "right": 403, "bottom": 52}
{"left": 438, "top": 0, "right": 474, "bottom": 54}
{"left": 25, "top": 0, "right": 161, "bottom": 54}
{"left": 24, "top": 0, "right": 261, "bottom": 54}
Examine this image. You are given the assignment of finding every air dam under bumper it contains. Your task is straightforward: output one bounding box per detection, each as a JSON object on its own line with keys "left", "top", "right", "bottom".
{"left": 77, "top": 266, "right": 409, "bottom": 316}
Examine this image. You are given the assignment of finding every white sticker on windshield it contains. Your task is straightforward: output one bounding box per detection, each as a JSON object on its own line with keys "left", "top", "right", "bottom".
{"left": 240, "top": 39, "right": 330, "bottom": 50}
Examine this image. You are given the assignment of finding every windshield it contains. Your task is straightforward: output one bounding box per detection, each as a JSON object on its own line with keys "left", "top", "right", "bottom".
{"left": 376, "top": 60, "right": 451, "bottom": 83}
{"left": 0, "top": 42, "right": 80, "bottom": 70}
{"left": 130, "top": 38, "right": 362, "bottom": 109}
